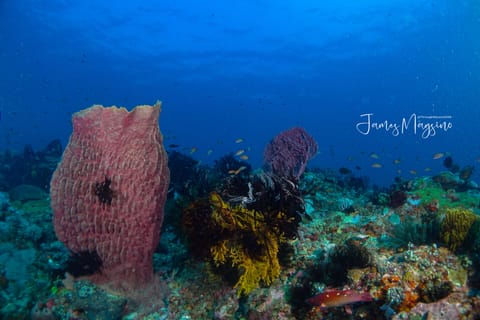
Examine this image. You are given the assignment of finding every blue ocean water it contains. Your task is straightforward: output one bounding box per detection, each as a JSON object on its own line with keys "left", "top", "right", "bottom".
{"left": 0, "top": 0, "right": 479, "bottom": 186}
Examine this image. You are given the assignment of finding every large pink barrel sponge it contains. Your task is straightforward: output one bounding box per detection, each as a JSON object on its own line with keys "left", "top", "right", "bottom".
{"left": 50, "top": 102, "right": 170, "bottom": 289}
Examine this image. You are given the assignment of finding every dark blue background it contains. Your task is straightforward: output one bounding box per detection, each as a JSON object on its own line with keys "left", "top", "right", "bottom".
{"left": 1, "top": 0, "right": 479, "bottom": 185}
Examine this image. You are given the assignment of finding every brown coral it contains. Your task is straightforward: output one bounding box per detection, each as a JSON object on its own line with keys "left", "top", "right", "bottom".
{"left": 440, "top": 207, "right": 478, "bottom": 251}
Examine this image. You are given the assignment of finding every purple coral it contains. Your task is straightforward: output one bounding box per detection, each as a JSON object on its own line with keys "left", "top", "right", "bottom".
{"left": 263, "top": 127, "right": 318, "bottom": 181}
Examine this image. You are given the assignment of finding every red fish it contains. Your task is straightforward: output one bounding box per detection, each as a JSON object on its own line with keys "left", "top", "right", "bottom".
{"left": 306, "top": 289, "right": 373, "bottom": 308}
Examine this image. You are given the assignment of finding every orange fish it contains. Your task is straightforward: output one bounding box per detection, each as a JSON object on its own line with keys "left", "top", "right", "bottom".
{"left": 239, "top": 155, "right": 249, "bottom": 160}
{"left": 306, "top": 289, "right": 373, "bottom": 308}
{"left": 433, "top": 152, "right": 444, "bottom": 160}
{"left": 229, "top": 166, "right": 247, "bottom": 175}
{"left": 236, "top": 166, "right": 247, "bottom": 173}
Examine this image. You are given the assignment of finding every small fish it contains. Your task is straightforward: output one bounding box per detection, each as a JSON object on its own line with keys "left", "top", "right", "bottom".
{"left": 239, "top": 155, "right": 249, "bottom": 160}
{"left": 189, "top": 147, "right": 197, "bottom": 154}
{"left": 433, "top": 152, "right": 445, "bottom": 160}
{"left": 207, "top": 149, "right": 213, "bottom": 156}
{"left": 229, "top": 166, "right": 247, "bottom": 175}
{"left": 424, "top": 167, "right": 432, "bottom": 172}
{"left": 371, "top": 163, "right": 383, "bottom": 168}
{"left": 306, "top": 289, "right": 373, "bottom": 308}
{"left": 459, "top": 165, "right": 475, "bottom": 180}
{"left": 235, "top": 149, "right": 245, "bottom": 156}
{"left": 235, "top": 138, "right": 244, "bottom": 143}
{"left": 393, "top": 159, "right": 401, "bottom": 165}
{"left": 409, "top": 170, "right": 417, "bottom": 175}
{"left": 352, "top": 233, "right": 370, "bottom": 240}
{"left": 168, "top": 144, "right": 180, "bottom": 148}
{"left": 237, "top": 166, "right": 247, "bottom": 173}
{"left": 369, "top": 152, "right": 379, "bottom": 159}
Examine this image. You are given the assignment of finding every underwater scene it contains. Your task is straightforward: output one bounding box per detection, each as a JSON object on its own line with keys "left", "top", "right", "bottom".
{"left": 1, "top": 1, "right": 480, "bottom": 319}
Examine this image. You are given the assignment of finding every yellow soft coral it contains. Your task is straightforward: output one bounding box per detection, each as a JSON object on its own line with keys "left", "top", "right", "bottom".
{"left": 234, "top": 246, "right": 280, "bottom": 296}
{"left": 210, "top": 192, "right": 264, "bottom": 232}
{"left": 210, "top": 240, "right": 229, "bottom": 266}
{"left": 440, "top": 207, "right": 478, "bottom": 251}
{"left": 208, "top": 192, "right": 283, "bottom": 296}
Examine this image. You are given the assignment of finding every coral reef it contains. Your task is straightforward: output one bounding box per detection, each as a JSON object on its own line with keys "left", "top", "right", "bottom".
{"left": 326, "top": 238, "right": 372, "bottom": 285}
{"left": 184, "top": 192, "right": 286, "bottom": 296}
{"left": 387, "top": 214, "right": 440, "bottom": 248}
{"left": 182, "top": 149, "right": 308, "bottom": 296}
{"left": 168, "top": 150, "right": 218, "bottom": 201}
{"left": 213, "top": 152, "right": 252, "bottom": 179}
{"left": 0, "top": 191, "right": 65, "bottom": 318}
{"left": 388, "top": 190, "right": 407, "bottom": 208}
{"left": 0, "top": 139, "right": 62, "bottom": 192}
{"left": 2, "top": 130, "right": 480, "bottom": 319}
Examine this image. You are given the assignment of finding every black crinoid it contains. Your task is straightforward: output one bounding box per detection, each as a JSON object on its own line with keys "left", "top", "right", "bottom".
{"left": 66, "top": 250, "right": 103, "bottom": 277}
{"left": 217, "top": 171, "right": 304, "bottom": 240}
{"left": 93, "top": 176, "right": 115, "bottom": 205}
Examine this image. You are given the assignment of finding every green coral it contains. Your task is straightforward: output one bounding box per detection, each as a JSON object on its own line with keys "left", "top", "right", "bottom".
{"left": 413, "top": 178, "right": 479, "bottom": 209}
{"left": 440, "top": 207, "right": 478, "bottom": 251}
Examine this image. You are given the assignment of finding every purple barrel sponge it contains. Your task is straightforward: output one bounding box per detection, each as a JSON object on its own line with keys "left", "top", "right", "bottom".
{"left": 263, "top": 127, "right": 318, "bottom": 181}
